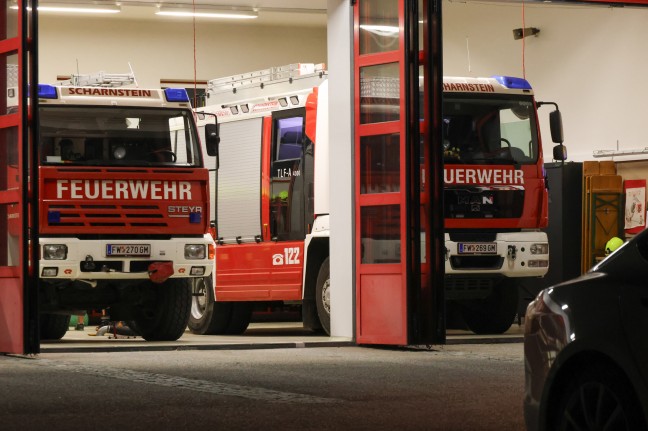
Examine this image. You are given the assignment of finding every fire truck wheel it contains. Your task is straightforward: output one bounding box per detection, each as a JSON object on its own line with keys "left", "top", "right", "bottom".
{"left": 459, "top": 280, "right": 518, "bottom": 335}
{"left": 133, "top": 278, "right": 192, "bottom": 341}
{"left": 315, "top": 257, "right": 331, "bottom": 336}
{"left": 40, "top": 314, "right": 71, "bottom": 340}
{"left": 225, "top": 302, "right": 253, "bottom": 335}
{"left": 188, "top": 276, "right": 231, "bottom": 335}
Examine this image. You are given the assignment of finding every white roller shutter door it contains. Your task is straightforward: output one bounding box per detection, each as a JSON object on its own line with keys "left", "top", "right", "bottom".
{"left": 214, "top": 118, "right": 263, "bottom": 243}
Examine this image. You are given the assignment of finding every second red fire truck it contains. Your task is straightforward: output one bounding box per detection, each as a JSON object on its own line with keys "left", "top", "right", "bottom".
{"left": 191, "top": 63, "right": 565, "bottom": 336}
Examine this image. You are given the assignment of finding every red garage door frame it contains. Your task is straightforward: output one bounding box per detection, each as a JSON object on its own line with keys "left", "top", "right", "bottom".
{"left": 0, "top": 0, "right": 39, "bottom": 355}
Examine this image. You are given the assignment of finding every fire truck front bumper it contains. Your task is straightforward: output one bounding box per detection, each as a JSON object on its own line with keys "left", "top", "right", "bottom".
{"left": 39, "top": 235, "right": 214, "bottom": 281}
{"left": 444, "top": 231, "right": 549, "bottom": 278}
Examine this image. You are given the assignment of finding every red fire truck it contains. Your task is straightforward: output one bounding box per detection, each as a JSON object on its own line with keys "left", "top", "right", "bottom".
{"left": 29, "top": 71, "right": 217, "bottom": 341}
{"left": 191, "top": 63, "right": 564, "bottom": 336}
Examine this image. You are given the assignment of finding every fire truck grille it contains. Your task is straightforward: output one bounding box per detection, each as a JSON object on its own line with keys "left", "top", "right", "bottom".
{"left": 47, "top": 204, "right": 170, "bottom": 228}
{"left": 444, "top": 188, "right": 524, "bottom": 219}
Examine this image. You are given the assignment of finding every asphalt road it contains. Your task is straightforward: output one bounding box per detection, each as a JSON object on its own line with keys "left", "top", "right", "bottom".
{"left": 0, "top": 342, "right": 525, "bottom": 431}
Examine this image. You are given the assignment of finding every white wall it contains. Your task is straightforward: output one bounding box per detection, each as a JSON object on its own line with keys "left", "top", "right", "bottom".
{"left": 327, "top": 0, "right": 354, "bottom": 339}
{"left": 38, "top": 16, "right": 327, "bottom": 88}
{"left": 40, "top": 3, "right": 648, "bottom": 164}
{"left": 443, "top": 1, "right": 648, "bottom": 163}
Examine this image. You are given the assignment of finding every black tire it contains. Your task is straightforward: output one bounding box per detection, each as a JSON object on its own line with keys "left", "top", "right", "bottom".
{"left": 40, "top": 314, "right": 71, "bottom": 340}
{"left": 132, "top": 278, "right": 192, "bottom": 341}
{"left": 550, "top": 362, "right": 647, "bottom": 431}
{"left": 189, "top": 276, "right": 226, "bottom": 335}
{"left": 459, "top": 280, "right": 518, "bottom": 335}
{"left": 187, "top": 276, "right": 251, "bottom": 335}
{"left": 225, "top": 302, "right": 253, "bottom": 335}
{"left": 315, "top": 257, "right": 331, "bottom": 336}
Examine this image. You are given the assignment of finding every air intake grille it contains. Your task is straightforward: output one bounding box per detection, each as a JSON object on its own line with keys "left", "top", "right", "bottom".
{"left": 445, "top": 187, "right": 524, "bottom": 219}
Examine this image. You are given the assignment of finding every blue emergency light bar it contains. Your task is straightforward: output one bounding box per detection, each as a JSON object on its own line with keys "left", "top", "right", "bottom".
{"left": 164, "top": 88, "right": 190, "bottom": 103}
{"left": 38, "top": 84, "right": 58, "bottom": 99}
{"left": 492, "top": 76, "right": 532, "bottom": 90}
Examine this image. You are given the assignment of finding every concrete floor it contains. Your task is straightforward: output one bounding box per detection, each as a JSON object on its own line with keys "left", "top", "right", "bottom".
{"left": 40, "top": 321, "right": 525, "bottom": 353}
{"left": 3, "top": 338, "right": 526, "bottom": 431}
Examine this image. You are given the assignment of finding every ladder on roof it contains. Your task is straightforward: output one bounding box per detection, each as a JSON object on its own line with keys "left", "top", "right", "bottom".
{"left": 60, "top": 63, "right": 137, "bottom": 87}
{"left": 208, "top": 63, "right": 326, "bottom": 94}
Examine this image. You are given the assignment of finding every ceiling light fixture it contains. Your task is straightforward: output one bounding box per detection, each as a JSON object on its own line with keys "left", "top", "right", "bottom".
{"left": 11, "top": 2, "right": 121, "bottom": 14}
{"left": 155, "top": 5, "right": 258, "bottom": 19}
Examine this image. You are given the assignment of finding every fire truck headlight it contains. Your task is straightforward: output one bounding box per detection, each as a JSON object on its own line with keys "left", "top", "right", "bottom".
{"left": 43, "top": 244, "right": 68, "bottom": 260}
{"left": 528, "top": 260, "right": 549, "bottom": 268}
{"left": 185, "top": 244, "right": 206, "bottom": 260}
{"left": 530, "top": 243, "right": 549, "bottom": 255}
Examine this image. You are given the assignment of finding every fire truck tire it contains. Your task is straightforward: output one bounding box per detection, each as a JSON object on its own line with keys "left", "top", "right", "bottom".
{"left": 315, "top": 257, "right": 331, "bottom": 336}
{"left": 40, "top": 314, "right": 71, "bottom": 340}
{"left": 133, "top": 278, "right": 192, "bottom": 341}
{"left": 459, "top": 280, "right": 518, "bottom": 335}
{"left": 224, "top": 302, "right": 253, "bottom": 335}
{"left": 188, "top": 276, "right": 232, "bottom": 335}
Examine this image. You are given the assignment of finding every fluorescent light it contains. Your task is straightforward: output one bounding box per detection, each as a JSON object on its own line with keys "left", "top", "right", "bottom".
{"left": 11, "top": 3, "right": 121, "bottom": 14}
{"left": 40, "top": 5, "right": 120, "bottom": 13}
{"left": 156, "top": 5, "right": 257, "bottom": 19}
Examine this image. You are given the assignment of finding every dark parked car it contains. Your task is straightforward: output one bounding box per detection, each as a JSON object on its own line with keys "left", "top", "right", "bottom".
{"left": 524, "top": 228, "right": 648, "bottom": 431}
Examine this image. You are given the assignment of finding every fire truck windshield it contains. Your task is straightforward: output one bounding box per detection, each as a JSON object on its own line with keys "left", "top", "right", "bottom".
{"left": 39, "top": 106, "right": 202, "bottom": 167}
{"left": 442, "top": 95, "right": 539, "bottom": 165}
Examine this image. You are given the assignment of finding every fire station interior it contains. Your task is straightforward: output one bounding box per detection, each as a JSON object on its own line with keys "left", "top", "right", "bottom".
{"left": 6, "top": 0, "right": 648, "bottom": 351}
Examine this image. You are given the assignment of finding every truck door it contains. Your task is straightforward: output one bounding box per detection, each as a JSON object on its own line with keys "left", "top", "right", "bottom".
{"left": 0, "top": 0, "right": 39, "bottom": 354}
{"left": 213, "top": 111, "right": 306, "bottom": 301}
{"left": 267, "top": 108, "right": 308, "bottom": 292}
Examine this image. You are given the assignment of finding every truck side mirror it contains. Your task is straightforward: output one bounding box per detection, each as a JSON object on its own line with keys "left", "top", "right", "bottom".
{"left": 553, "top": 144, "right": 567, "bottom": 161}
{"left": 549, "top": 109, "right": 566, "bottom": 161}
{"left": 549, "top": 109, "right": 564, "bottom": 145}
{"left": 205, "top": 123, "right": 220, "bottom": 169}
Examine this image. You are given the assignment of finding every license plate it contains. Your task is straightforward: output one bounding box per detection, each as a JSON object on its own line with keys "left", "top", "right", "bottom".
{"left": 106, "top": 244, "right": 151, "bottom": 257}
{"left": 458, "top": 242, "right": 497, "bottom": 254}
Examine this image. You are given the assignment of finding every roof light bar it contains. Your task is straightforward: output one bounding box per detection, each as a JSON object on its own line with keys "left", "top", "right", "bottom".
{"left": 38, "top": 84, "right": 58, "bottom": 99}
{"left": 493, "top": 76, "right": 532, "bottom": 90}
{"left": 164, "top": 88, "right": 190, "bottom": 103}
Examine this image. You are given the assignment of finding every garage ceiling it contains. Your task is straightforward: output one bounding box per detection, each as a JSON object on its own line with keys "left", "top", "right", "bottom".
{"left": 38, "top": 0, "right": 327, "bottom": 25}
